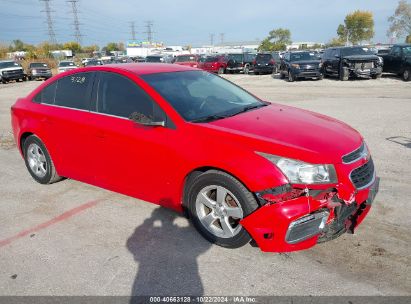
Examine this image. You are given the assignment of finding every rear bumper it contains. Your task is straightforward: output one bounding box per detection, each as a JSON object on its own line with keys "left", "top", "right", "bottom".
{"left": 294, "top": 69, "right": 322, "bottom": 79}
{"left": 254, "top": 66, "right": 274, "bottom": 73}
{"left": 241, "top": 168, "right": 379, "bottom": 252}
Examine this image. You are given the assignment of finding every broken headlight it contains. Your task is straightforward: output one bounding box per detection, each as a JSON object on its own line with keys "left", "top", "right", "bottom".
{"left": 257, "top": 152, "right": 338, "bottom": 184}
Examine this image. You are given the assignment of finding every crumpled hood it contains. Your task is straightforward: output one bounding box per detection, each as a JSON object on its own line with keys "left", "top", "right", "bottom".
{"left": 342, "top": 55, "right": 379, "bottom": 61}
{"left": 207, "top": 103, "right": 362, "bottom": 164}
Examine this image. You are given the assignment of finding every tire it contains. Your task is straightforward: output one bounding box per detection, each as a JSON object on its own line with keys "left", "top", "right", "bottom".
{"left": 288, "top": 70, "right": 295, "bottom": 82}
{"left": 28, "top": 76, "right": 32, "bottom": 81}
{"left": 254, "top": 71, "right": 259, "bottom": 75}
{"left": 339, "top": 66, "right": 349, "bottom": 81}
{"left": 187, "top": 170, "right": 259, "bottom": 249}
{"left": 244, "top": 65, "right": 250, "bottom": 75}
{"left": 273, "top": 66, "right": 278, "bottom": 74}
{"left": 23, "top": 135, "right": 62, "bottom": 184}
{"left": 217, "top": 67, "right": 225, "bottom": 75}
{"left": 402, "top": 68, "right": 410, "bottom": 81}
{"left": 280, "top": 71, "right": 285, "bottom": 79}
{"left": 372, "top": 74, "right": 382, "bottom": 80}
{"left": 318, "top": 74, "right": 324, "bottom": 80}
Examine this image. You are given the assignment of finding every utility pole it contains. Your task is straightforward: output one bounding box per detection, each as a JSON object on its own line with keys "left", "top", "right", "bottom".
{"left": 219, "top": 33, "right": 225, "bottom": 45}
{"left": 67, "top": 0, "right": 82, "bottom": 44}
{"left": 129, "top": 21, "right": 136, "bottom": 40}
{"left": 144, "top": 21, "right": 154, "bottom": 43}
{"left": 39, "top": 0, "right": 57, "bottom": 44}
{"left": 209, "top": 33, "right": 214, "bottom": 46}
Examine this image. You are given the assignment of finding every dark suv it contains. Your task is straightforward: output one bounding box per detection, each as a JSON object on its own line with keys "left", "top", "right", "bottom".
{"left": 226, "top": 53, "right": 256, "bottom": 74}
{"left": 27, "top": 62, "right": 52, "bottom": 80}
{"left": 322, "top": 46, "right": 383, "bottom": 80}
{"left": 279, "top": 51, "right": 323, "bottom": 81}
{"left": 253, "top": 53, "right": 276, "bottom": 75}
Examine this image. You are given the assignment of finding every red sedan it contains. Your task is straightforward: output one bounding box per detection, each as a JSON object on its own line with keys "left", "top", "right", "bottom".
{"left": 173, "top": 54, "right": 200, "bottom": 68}
{"left": 11, "top": 64, "right": 378, "bottom": 252}
{"left": 198, "top": 55, "right": 228, "bottom": 74}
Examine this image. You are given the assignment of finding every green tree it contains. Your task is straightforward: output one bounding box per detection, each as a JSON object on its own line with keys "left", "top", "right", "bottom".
{"left": 82, "top": 44, "right": 99, "bottom": 54}
{"left": 258, "top": 28, "right": 291, "bottom": 51}
{"left": 388, "top": 0, "right": 411, "bottom": 41}
{"left": 63, "top": 41, "right": 82, "bottom": 53}
{"left": 337, "top": 10, "right": 375, "bottom": 44}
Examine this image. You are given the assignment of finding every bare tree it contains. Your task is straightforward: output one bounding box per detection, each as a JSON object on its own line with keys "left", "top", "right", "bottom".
{"left": 388, "top": 0, "right": 411, "bottom": 41}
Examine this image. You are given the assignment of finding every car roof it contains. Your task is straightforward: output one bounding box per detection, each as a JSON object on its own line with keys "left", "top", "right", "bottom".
{"left": 97, "top": 63, "right": 197, "bottom": 75}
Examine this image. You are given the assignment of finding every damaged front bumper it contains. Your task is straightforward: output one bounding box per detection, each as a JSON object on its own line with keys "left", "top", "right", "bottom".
{"left": 240, "top": 157, "right": 379, "bottom": 252}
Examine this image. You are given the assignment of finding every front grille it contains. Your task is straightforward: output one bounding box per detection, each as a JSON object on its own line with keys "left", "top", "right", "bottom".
{"left": 342, "top": 142, "right": 366, "bottom": 163}
{"left": 354, "top": 62, "right": 374, "bottom": 69}
{"left": 3, "top": 69, "right": 23, "bottom": 77}
{"left": 350, "top": 158, "right": 375, "bottom": 189}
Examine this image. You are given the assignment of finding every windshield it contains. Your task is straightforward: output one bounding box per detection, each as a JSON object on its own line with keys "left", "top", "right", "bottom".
{"left": 290, "top": 52, "right": 320, "bottom": 61}
{"left": 0, "top": 61, "right": 20, "bottom": 69}
{"left": 403, "top": 46, "right": 411, "bottom": 56}
{"left": 175, "top": 55, "right": 197, "bottom": 62}
{"left": 146, "top": 56, "right": 162, "bottom": 62}
{"left": 141, "top": 71, "right": 265, "bottom": 122}
{"left": 228, "top": 54, "right": 243, "bottom": 61}
{"left": 205, "top": 56, "right": 219, "bottom": 62}
{"left": 342, "top": 47, "right": 375, "bottom": 56}
{"left": 59, "top": 61, "right": 75, "bottom": 67}
{"left": 30, "top": 62, "right": 48, "bottom": 68}
{"left": 256, "top": 54, "right": 272, "bottom": 62}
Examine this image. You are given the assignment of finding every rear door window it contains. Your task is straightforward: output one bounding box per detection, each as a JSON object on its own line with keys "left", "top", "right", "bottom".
{"left": 96, "top": 72, "right": 154, "bottom": 119}
{"left": 54, "top": 72, "right": 94, "bottom": 110}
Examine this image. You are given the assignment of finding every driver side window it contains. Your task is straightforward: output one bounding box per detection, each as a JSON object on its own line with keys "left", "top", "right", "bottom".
{"left": 96, "top": 72, "right": 154, "bottom": 119}
{"left": 392, "top": 47, "right": 401, "bottom": 57}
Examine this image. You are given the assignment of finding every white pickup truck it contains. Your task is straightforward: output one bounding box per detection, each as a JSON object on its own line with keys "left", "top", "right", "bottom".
{"left": 0, "top": 60, "right": 26, "bottom": 84}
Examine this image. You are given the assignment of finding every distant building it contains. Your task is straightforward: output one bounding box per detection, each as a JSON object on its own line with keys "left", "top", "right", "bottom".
{"left": 287, "top": 42, "right": 325, "bottom": 50}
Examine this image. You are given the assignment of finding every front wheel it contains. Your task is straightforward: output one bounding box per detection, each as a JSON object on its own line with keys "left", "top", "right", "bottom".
{"left": 403, "top": 68, "right": 410, "bottom": 81}
{"left": 23, "top": 135, "right": 62, "bottom": 184}
{"left": 187, "top": 170, "right": 258, "bottom": 248}
{"left": 288, "top": 70, "right": 295, "bottom": 82}
{"left": 217, "top": 67, "right": 225, "bottom": 75}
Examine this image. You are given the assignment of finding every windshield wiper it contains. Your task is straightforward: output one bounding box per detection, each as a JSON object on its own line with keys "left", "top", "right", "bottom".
{"left": 191, "top": 114, "right": 231, "bottom": 123}
{"left": 228, "top": 103, "right": 267, "bottom": 117}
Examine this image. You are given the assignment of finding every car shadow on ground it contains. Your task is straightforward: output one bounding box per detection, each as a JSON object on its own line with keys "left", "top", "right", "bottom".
{"left": 126, "top": 207, "right": 211, "bottom": 300}
{"left": 386, "top": 136, "right": 411, "bottom": 148}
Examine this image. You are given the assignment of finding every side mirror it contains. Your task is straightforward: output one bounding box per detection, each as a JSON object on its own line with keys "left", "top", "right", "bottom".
{"left": 129, "top": 112, "right": 165, "bottom": 127}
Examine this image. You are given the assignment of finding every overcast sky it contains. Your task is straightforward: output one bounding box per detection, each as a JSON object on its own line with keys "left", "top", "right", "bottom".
{"left": 0, "top": 0, "right": 402, "bottom": 47}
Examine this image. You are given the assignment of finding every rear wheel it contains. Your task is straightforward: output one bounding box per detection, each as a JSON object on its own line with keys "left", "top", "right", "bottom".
{"left": 244, "top": 65, "right": 250, "bottom": 75}
{"left": 187, "top": 170, "right": 258, "bottom": 248}
{"left": 23, "top": 135, "right": 62, "bottom": 184}
{"left": 403, "top": 68, "right": 410, "bottom": 81}
{"left": 218, "top": 67, "right": 225, "bottom": 75}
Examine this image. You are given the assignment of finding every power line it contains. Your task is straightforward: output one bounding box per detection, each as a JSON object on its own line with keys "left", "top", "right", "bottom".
{"left": 39, "top": 0, "right": 57, "bottom": 44}
{"left": 67, "top": 0, "right": 82, "bottom": 44}
{"left": 129, "top": 21, "right": 136, "bottom": 40}
{"left": 143, "top": 20, "right": 154, "bottom": 43}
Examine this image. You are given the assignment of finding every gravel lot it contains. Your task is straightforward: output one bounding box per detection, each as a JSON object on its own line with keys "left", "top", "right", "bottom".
{"left": 0, "top": 75, "right": 410, "bottom": 296}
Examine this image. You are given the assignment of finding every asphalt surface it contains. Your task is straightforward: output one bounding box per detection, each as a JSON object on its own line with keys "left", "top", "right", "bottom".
{"left": 0, "top": 75, "right": 410, "bottom": 296}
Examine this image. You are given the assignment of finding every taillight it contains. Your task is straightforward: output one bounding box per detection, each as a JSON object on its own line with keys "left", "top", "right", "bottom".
{"left": 253, "top": 60, "right": 256, "bottom": 65}
{"left": 269, "top": 59, "right": 275, "bottom": 64}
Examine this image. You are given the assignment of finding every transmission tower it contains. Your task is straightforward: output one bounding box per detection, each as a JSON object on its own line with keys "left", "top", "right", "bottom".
{"left": 209, "top": 33, "right": 214, "bottom": 45}
{"left": 130, "top": 21, "right": 136, "bottom": 40}
{"left": 67, "top": 0, "right": 82, "bottom": 44}
{"left": 144, "top": 21, "right": 154, "bottom": 43}
{"left": 39, "top": 0, "right": 57, "bottom": 44}
{"left": 219, "top": 33, "right": 225, "bottom": 45}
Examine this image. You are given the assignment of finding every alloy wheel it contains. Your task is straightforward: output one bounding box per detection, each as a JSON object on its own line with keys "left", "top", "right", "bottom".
{"left": 195, "top": 185, "right": 244, "bottom": 238}
{"left": 27, "top": 143, "right": 47, "bottom": 178}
